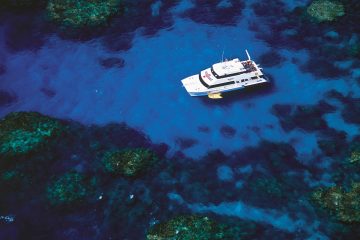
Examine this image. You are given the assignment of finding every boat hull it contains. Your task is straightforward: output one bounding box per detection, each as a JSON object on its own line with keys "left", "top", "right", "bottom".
{"left": 185, "top": 79, "right": 269, "bottom": 97}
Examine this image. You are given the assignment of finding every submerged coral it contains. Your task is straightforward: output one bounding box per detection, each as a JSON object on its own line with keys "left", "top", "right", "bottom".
{"left": 346, "top": 141, "right": 360, "bottom": 165}
{"left": 147, "top": 215, "right": 256, "bottom": 240}
{"left": 312, "top": 182, "right": 360, "bottom": 223}
{"left": 102, "top": 180, "right": 157, "bottom": 237}
{"left": 348, "top": 42, "right": 360, "bottom": 58}
{"left": 317, "top": 128, "right": 347, "bottom": 157}
{"left": 0, "top": 112, "right": 65, "bottom": 161}
{"left": 307, "top": 0, "right": 345, "bottom": 22}
{"left": 326, "top": 90, "right": 360, "bottom": 124}
{"left": 271, "top": 101, "right": 335, "bottom": 132}
{"left": 258, "top": 50, "right": 286, "bottom": 67}
{"left": 249, "top": 176, "right": 285, "bottom": 200}
{"left": 350, "top": 151, "right": 360, "bottom": 164}
{"left": 102, "top": 148, "right": 158, "bottom": 178}
{"left": 47, "top": 171, "right": 95, "bottom": 207}
{"left": 47, "top": 0, "right": 123, "bottom": 29}
{"left": 183, "top": 0, "right": 245, "bottom": 26}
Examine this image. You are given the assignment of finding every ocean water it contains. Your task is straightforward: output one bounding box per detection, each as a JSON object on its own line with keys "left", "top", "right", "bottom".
{"left": 1, "top": 0, "right": 360, "bottom": 239}
{"left": 0, "top": 4, "right": 355, "bottom": 158}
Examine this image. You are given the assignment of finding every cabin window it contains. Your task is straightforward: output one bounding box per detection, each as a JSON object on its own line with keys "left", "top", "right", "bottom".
{"left": 251, "top": 76, "right": 258, "bottom": 80}
{"left": 199, "top": 73, "right": 235, "bottom": 88}
{"left": 241, "top": 79, "right": 244, "bottom": 82}
{"left": 209, "top": 81, "right": 235, "bottom": 88}
{"left": 211, "top": 66, "right": 253, "bottom": 79}
{"left": 211, "top": 67, "right": 219, "bottom": 78}
{"left": 198, "top": 74, "right": 209, "bottom": 88}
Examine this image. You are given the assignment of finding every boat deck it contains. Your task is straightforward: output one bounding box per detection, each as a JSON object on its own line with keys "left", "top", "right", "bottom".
{"left": 242, "top": 60, "right": 257, "bottom": 72}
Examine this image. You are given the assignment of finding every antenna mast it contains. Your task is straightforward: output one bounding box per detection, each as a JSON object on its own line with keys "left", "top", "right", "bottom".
{"left": 245, "top": 49, "right": 251, "bottom": 61}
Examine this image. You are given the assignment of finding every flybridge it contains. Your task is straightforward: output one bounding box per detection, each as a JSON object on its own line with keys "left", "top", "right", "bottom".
{"left": 181, "top": 50, "right": 269, "bottom": 98}
{"left": 211, "top": 50, "right": 257, "bottom": 78}
{"left": 212, "top": 58, "right": 246, "bottom": 77}
{"left": 210, "top": 60, "right": 257, "bottom": 79}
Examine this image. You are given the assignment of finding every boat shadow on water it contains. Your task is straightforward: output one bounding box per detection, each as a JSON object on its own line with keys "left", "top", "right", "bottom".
{"left": 199, "top": 74, "right": 276, "bottom": 107}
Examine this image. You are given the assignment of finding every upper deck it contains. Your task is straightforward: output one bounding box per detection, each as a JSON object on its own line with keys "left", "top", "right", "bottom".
{"left": 211, "top": 59, "right": 257, "bottom": 78}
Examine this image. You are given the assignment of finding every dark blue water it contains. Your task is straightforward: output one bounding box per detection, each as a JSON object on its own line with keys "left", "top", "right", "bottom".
{"left": 1, "top": 0, "right": 360, "bottom": 239}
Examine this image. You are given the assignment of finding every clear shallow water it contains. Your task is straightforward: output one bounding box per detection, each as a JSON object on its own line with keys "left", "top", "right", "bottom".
{"left": 1, "top": 0, "right": 360, "bottom": 239}
{"left": 0, "top": 2, "right": 357, "bottom": 158}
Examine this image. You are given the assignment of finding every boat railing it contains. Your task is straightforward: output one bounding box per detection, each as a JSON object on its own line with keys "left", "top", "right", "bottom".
{"left": 242, "top": 61, "right": 256, "bottom": 72}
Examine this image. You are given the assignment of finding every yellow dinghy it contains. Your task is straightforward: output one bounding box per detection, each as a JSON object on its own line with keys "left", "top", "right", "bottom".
{"left": 208, "top": 93, "right": 223, "bottom": 99}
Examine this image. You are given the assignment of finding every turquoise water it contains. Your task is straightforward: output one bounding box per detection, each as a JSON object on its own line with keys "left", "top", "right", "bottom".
{"left": 1, "top": 0, "right": 360, "bottom": 239}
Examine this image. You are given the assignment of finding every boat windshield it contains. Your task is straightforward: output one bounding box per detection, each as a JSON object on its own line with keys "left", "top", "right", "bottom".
{"left": 198, "top": 74, "right": 209, "bottom": 88}
{"left": 211, "top": 67, "right": 219, "bottom": 78}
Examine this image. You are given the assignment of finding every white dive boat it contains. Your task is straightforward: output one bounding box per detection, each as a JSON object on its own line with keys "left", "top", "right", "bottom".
{"left": 181, "top": 50, "right": 269, "bottom": 98}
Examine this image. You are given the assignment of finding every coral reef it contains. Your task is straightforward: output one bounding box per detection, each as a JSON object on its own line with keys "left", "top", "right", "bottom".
{"left": 258, "top": 50, "right": 286, "bottom": 67}
{"left": 340, "top": 100, "right": 360, "bottom": 125}
{"left": 175, "top": 137, "right": 198, "bottom": 150}
{"left": 183, "top": 0, "right": 245, "bottom": 26}
{"left": 348, "top": 42, "right": 360, "bottom": 58}
{"left": 0, "top": 112, "right": 65, "bottom": 162}
{"left": 317, "top": 128, "right": 347, "bottom": 157}
{"left": 271, "top": 101, "right": 335, "bottom": 132}
{"left": 350, "top": 150, "right": 360, "bottom": 164}
{"left": 101, "top": 180, "right": 159, "bottom": 238}
{"left": 347, "top": 142, "right": 360, "bottom": 164}
{"left": 0, "top": 112, "right": 67, "bottom": 196}
{"left": 327, "top": 139, "right": 360, "bottom": 189}
{"left": 312, "top": 182, "right": 360, "bottom": 223}
{"left": 0, "top": 110, "right": 337, "bottom": 238}
{"left": 307, "top": 0, "right": 345, "bottom": 22}
{"left": 46, "top": 171, "right": 95, "bottom": 207}
{"left": 326, "top": 90, "right": 360, "bottom": 125}
{"left": 1, "top": 0, "right": 359, "bottom": 237}
{"left": 0, "top": 111, "right": 170, "bottom": 238}
{"left": 146, "top": 215, "right": 256, "bottom": 240}
{"left": 102, "top": 148, "right": 158, "bottom": 178}
{"left": 47, "top": 0, "right": 123, "bottom": 29}
{"left": 249, "top": 176, "right": 285, "bottom": 200}
{"left": 249, "top": 0, "right": 359, "bottom": 80}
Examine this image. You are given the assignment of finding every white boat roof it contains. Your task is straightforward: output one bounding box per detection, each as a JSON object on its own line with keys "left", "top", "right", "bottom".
{"left": 212, "top": 58, "right": 248, "bottom": 76}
